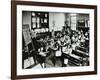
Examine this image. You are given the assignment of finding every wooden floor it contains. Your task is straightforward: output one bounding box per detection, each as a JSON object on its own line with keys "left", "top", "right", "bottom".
{"left": 24, "top": 57, "right": 65, "bottom": 69}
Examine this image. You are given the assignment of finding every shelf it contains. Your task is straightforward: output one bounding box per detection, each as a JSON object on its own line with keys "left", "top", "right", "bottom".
{"left": 31, "top": 12, "right": 49, "bottom": 29}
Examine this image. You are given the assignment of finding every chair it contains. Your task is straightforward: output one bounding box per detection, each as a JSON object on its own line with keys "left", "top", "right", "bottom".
{"left": 37, "top": 48, "right": 48, "bottom": 68}
{"left": 36, "top": 53, "right": 46, "bottom": 68}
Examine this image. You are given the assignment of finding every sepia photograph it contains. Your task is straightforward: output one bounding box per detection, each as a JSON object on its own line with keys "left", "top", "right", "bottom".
{"left": 22, "top": 11, "right": 90, "bottom": 69}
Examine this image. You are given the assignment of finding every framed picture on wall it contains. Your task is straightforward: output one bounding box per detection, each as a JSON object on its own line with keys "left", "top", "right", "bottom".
{"left": 11, "top": 1, "right": 97, "bottom": 80}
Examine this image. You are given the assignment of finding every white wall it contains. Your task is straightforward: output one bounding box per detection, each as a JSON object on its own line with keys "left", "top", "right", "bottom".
{"left": 49, "top": 12, "right": 65, "bottom": 31}
{"left": 0, "top": 0, "right": 100, "bottom": 80}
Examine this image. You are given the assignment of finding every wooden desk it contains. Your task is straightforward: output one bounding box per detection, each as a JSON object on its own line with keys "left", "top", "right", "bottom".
{"left": 39, "top": 51, "right": 49, "bottom": 56}
{"left": 72, "top": 50, "right": 89, "bottom": 66}
{"left": 77, "top": 46, "right": 88, "bottom": 52}
{"left": 62, "top": 53, "right": 83, "bottom": 66}
{"left": 72, "top": 50, "right": 89, "bottom": 58}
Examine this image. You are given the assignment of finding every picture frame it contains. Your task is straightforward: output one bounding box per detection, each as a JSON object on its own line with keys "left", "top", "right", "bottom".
{"left": 11, "top": 1, "right": 97, "bottom": 80}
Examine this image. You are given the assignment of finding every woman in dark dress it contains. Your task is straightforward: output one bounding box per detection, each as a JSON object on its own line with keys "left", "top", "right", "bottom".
{"left": 31, "top": 30, "right": 41, "bottom": 64}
